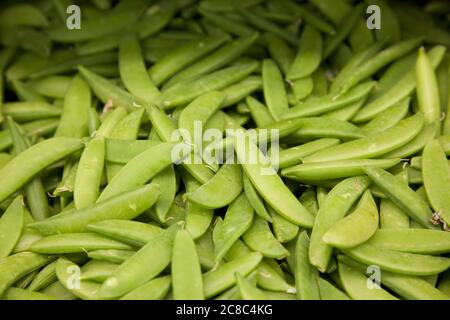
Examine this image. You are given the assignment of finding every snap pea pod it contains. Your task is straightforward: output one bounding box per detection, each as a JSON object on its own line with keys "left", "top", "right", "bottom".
{"left": 27, "top": 260, "right": 57, "bottom": 291}
{"left": 87, "top": 250, "right": 135, "bottom": 264}
{"left": 28, "top": 183, "right": 160, "bottom": 235}
{"left": 361, "top": 98, "right": 410, "bottom": 136}
{"left": 264, "top": 33, "right": 294, "bottom": 76}
{"left": 81, "top": 260, "right": 118, "bottom": 282}
{"left": 318, "top": 277, "right": 350, "bottom": 300}
{"left": 220, "top": 76, "right": 262, "bottom": 108}
{"left": 120, "top": 276, "right": 171, "bottom": 300}
{"left": 245, "top": 95, "right": 275, "bottom": 127}
{"left": 2, "top": 101, "right": 61, "bottom": 122}
{"left": 2, "top": 287, "right": 55, "bottom": 300}
{"left": 104, "top": 139, "right": 160, "bottom": 164}
{"left": 98, "top": 223, "right": 181, "bottom": 299}
{"left": 0, "top": 4, "right": 49, "bottom": 28}
{"left": 243, "top": 174, "right": 271, "bottom": 222}
{"left": 199, "top": 9, "right": 255, "bottom": 37}
{"left": 27, "top": 75, "right": 71, "bottom": 99}
{"left": 422, "top": 139, "right": 450, "bottom": 226}
{"left": 263, "top": 59, "right": 289, "bottom": 121}
{"left": 0, "top": 196, "right": 25, "bottom": 259}
{"left": 236, "top": 272, "right": 268, "bottom": 300}
{"left": 295, "top": 231, "right": 320, "bottom": 300}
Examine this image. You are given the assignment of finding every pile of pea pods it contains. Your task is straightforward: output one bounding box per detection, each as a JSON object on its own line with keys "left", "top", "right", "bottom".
{"left": 0, "top": 0, "right": 450, "bottom": 301}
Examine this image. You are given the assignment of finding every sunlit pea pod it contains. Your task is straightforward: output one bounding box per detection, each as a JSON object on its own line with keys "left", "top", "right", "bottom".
{"left": 172, "top": 229, "right": 204, "bottom": 300}
{"left": 236, "top": 272, "right": 268, "bottom": 300}
{"left": 213, "top": 193, "right": 254, "bottom": 262}
{"left": 98, "top": 223, "right": 181, "bottom": 299}
{"left": 278, "top": 138, "right": 340, "bottom": 169}
{"left": 361, "top": 98, "right": 410, "bottom": 136}
{"left": 343, "top": 243, "right": 450, "bottom": 276}
{"left": 264, "top": 33, "right": 294, "bottom": 76}
{"left": 380, "top": 198, "right": 410, "bottom": 229}
{"left": 338, "top": 255, "right": 449, "bottom": 300}
{"left": 287, "top": 25, "right": 322, "bottom": 81}
{"left": 322, "top": 4, "right": 364, "bottom": 59}
{"left": 0, "top": 252, "right": 54, "bottom": 297}
{"left": 28, "top": 183, "right": 160, "bottom": 235}
{"left": 416, "top": 47, "right": 442, "bottom": 124}
{"left": 309, "top": 176, "right": 371, "bottom": 273}
{"left": 105, "top": 139, "right": 160, "bottom": 164}
{"left": 303, "top": 113, "right": 424, "bottom": 163}
{"left": 295, "top": 231, "right": 320, "bottom": 300}
{"left": 146, "top": 105, "right": 214, "bottom": 184}
{"left": 165, "top": 33, "right": 260, "bottom": 88}
{"left": 242, "top": 217, "right": 289, "bottom": 259}
{"left": 318, "top": 277, "right": 350, "bottom": 300}
{"left": 120, "top": 276, "right": 171, "bottom": 300}
{"left": 159, "top": 62, "right": 258, "bottom": 109}
{"left": 55, "top": 258, "right": 101, "bottom": 300}
{"left": 338, "top": 37, "right": 424, "bottom": 94}
{"left": 243, "top": 174, "right": 272, "bottom": 222}
{"left": 245, "top": 96, "right": 275, "bottom": 127}
{"left": 0, "top": 4, "right": 49, "bottom": 28}
{"left": 220, "top": 76, "right": 262, "bottom": 108}
{"left": 338, "top": 262, "right": 398, "bottom": 300}
{"left": 203, "top": 252, "right": 263, "bottom": 299}
{"left": 78, "top": 66, "right": 144, "bottom": 111}
{"left": 88, "top": 249, "right": 135, "bottom": 264}
{"left": 80, "top": 260, "right": 118, "bottom": 283}
{"left": 352, "top": 45, "right": 446, "bottom": 123}
{"left": 263, "top": 59, "right": 289, "bottom": 121}
{"left": 2, "top": 101, "right": 62, "bottom": 122}
{"left": 149, "top": 34, "right": 230, "bottom": 86}
{"left": 48, "top": 7, "right": 144, "bottom": 43}
{"left": 0, "top": 137, "right": 83, "bottom": 203}
{"left": 422, "top": 139, "right": 450, "bottom": 226}
{"left": 282, "top": 158, "right": 401, "bottom": 182}
{"left": 97, "top": 143, "right": 173, "bottom": 202}
{"left": 118, "top": 32, "right": 160, "bottom": 104}
{"left": 269, "top": 206, "right": 298, "bottom": 243}
{"left": 363, "top": 167, "right": 436, "bottom": 229}
{"left": 28, "top": 233, "right": 132, "bottom": 254}
{"left": 257, "top": 259, "right": 294, "bottom": 293}
{"left": 0, "top": 196, "right": 25, "bottom": 259}
{"left": 322, "top": 190, "right": 378, "bottom": 249}
{"left": 282, "top": 81, "right": 376, "bottom": 119}
{"left": 234, "top": 134, "right": 314, "bottom": 227}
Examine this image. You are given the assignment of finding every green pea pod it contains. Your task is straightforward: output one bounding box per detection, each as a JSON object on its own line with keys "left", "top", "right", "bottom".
{"left": 362, "top": 98, "right": 410, "bottom": 135}
{"left": 422, "top": 139, "right": 450, "bottom": 226}
{"left": 88, "top": 249, "right": 135, "bottom": 264}
{"left": 98, "top": 222, "right": 181, "bottom": 299}
{"left": 295, "top": 231, "right": 320, "bottom": 300}
{"left": 28, "top": 260, "right": 57, "bottom": 291}
{"left": 0, "top": 4, "right": 48, "bottom": 28}
{"left": 27, "top": 75, "right": 71, "bottom": 99}
{"left": 104, "top": 139, "right": 160, "bottom": 164}
{"left": 214, "top": 193, "right": 254, "bottom": 262}
{"left": 309, "top": 176, "right": 371, "bottom": 272}
{"left": 2, "top": 101, "right": 61, "bottom": 122}
{"left": 120, "top": 276, "right": 171, "bottom": 300}
{"left": 243, "top": 174, "right": 271, "bottom": 221}
{"left": 29, "top": 183, "right": 160, "bottom": 235}
{"left": 236, "top": 272, "right": 268, "bottom": 300}
{"left": 263, "top": 59, "right": 289, "bottom": 120}
{"left": 172, "top": 229, "right": 204, "bottom": 300}
{"left": 220, "top": 76, "right": 262, "bottom": 108}
{"left": 264, "top": 33, "right": 294, "bottom": 76}
{"left": 245, "top": 96, "right": 275, "bottom": 127}
{"left": 269, "top": 207, "right": 299, "bottom": 243}
{"left": 323, "top": 190, "right": 379, "bottom": 248}
{"left": 0, "top": 196, "right": 25, "bottom": 259}
{"left": 199, "top": 9, "right": 255, "bottom": 37}
{"left": 81, "top": 260, "right": 118, "bottom": 283}
{"left": 318, "top": 277, "right": 350, "bottom": 300}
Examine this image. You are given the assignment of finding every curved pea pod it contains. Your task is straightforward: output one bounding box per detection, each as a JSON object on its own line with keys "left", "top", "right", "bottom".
{"left": 81, "top": 260, "right": 118, "bottom": 283}
{"left": 257, "top": 260, "right": 294, "bottom": 293}
{"left": 361, "top": 98, "right": 410, "bottom": 136}
{"left": 2, "top": 287, "right": 55, "bottom": 300}
{"left": 287, "top": 25, "right": 322, "bottom": 80}
{"left": 299, "top": 188, "right": 319, "bottom": 217}
{"left": 55, "top": 258, "right": 100, "bottom": 300}
{"left": 96, "top": 107, "right": 128, "bottom": 138}
{"left": 318, "top": 277, "right": 350, "bottom": 300}
{"left": 0, "top": 196, "right": 25, "bottom": 259}
{"left": 29, "top": 233, "right": 132, "bottom": 254}
{"left": 236, "top": 272, "right": 268, "bottom": 300}
{"left": 0, "top": 252, "right": 54, "bottom": 297}
{"left": 159, "top": 62, "right": 258, "bottom": 109}
{"left": 270, "top": 207, "right": 299, "bottom": 243}
{"left": 295, "top": 231, "right": 320, "bottom": 300}
{"left": 338, "top": 255, "right": 449, "bottom": 300}
{"left": 98, "top": 223, "right": 181, "bottom": 299}
{"left": 87, "top": 249, "right": 135, "bottom": 264}
{"left": 29, "top": 183, "right": 160, "bottom": 235}
{"left": 243, "top": 174, "right": 271, "bottom": 222}
{"left": 263, "top": 59, "right": 289, "bottom": 120}
{"left": 416, "top": 47, "right": 441, "bottom": 124}
{"left": 220, "top": 76, "right": 262, "bottom": 108}
{"left": 104, "top": 139, "right": 160, "bottom": 164}
{"left": 2, "top": 101, "right": 62, "bottom": 122}
{"left": 380, "top": 198, "right": 410, "bottom": 229}
{"left": 149, "top": 34, "right": 230, "bottom": 86}
{"left": 438, "top": 135, "right": 450, "bottom": 155}
{"left": 213, "top": 193, "right": 254, "bottom": 262}
{"left": 263, "top": 33, "right": 294, "bottom": 76}
{"left": 172, "top": 229, "right": 204, "bottom": 300}
{"left": 98, "top": 143, "right": 173, "bottom": 201}
{"left": 74, "top": 135, "right": 105, "bottom": 210}
{"left": 365, "top": 229, "right": 450, "bottom": 255}
{"left": 422, "top": 140, "right": 450, "bottom": 227}
{"left": 363, "top": 167, "right": 436, "bottom": 229}
{"left": 203, "top": 252, "right": 263, "bottom": 299}
{"left": 120, "top": 276, "right": 171, "bottom": 300}
{"left": 28, "top": 260, "right": 57, "bottom": 291}
{"left": 323, "top": 190, "right": 379, "bottom": 249}
{"left": 118, "top": 32, "right": 160, "bottom": 104}
{"left": 283, "top": 81, "right": 375, "bottom": 119}
{"left": 309, "top": 176, "right": 371, "bottom": 273}
{"left": 48, "top": 7, "right": 144, "bottom": 43}
{"left": 234, "top": 134, "right": 314, "bottom": 227}
{"left": 338, "top": 262, "right": 398, "bottom": 300}
{"left": 186, "top": 164, "right": 243, "bottom": 209}
{"left": 0, "top": 4, "right": 48, "bottom": 28}
{"left": 303, "top": 113, "right": 424, "bottom": 163}
{"left": 343, "top": 243, "right": 450, "bottom": 276}
{"left": 0, "top": 137, "right": 83, "bottom": 203}
{"left": 153, "top": 165, "right": 177, "bottom": 224}
{"left": 242, "top": 217, "right": 289, "bottom": 259}
{"left": 282, "top": 158, "right": 401, "bottom": 182}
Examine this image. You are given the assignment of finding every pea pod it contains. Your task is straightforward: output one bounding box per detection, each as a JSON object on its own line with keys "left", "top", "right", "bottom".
{"left": 236, "top": 272, "right": 268, "bottom": 300}
{"left": 295, "top": 231, "right": 320, "bottom": 300}
{"left": 120, "top": 276, "right": 171, "bottom": 300}
{"left": 0, "top": 196, "right": 25, "bottom": 259}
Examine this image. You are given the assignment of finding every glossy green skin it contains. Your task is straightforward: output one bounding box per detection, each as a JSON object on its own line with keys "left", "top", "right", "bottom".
{"left": 104, "top": 139, "right": 160, "bottom": 164}
{"left": 263, "top": 59, "right": 289, "bottom": 120}
{"left": 2, "top": 101, "right": 61, "bottom": 122}
{"left": 29, "top": 233, "right": 132, "bottom": 254}
{"left": 0, "top": 119, "right": 58, "bottom": 151}
{"left": 243, "top": 174, "right": 271, "bottom": 221}
{"left": 362, "top": 98, "right": 410, "bottom": 135}
{"left": 81, "top": 260, "right": 118, "bottom": 282}
{"left": 87, "top": 249, "right": 135, "bottom": 264}
{"left": 270, "top": 207, "right": 298, "bottom": 243}
{"left": 120, "top": 276, "right": 171, "bottom": 300}
{"left": 29, "top": 183, "right": 160, "bottom": 235}
{"left": 0, "top": 252, "right": 54, "bottom": 297}
{"left": 172, "top": 229, "right": 204, "bottom": 300}
{"left": 318, "top": 277, "right": 350, "bottom": 300}
{"left": 295, "top": 231, "right": 320, "bottom": 300}
{"left": 98, "top": 223, "right": 181, "bottom": 299}
{"left": 220, "top": 76, "right": 262, "bottom": 108}
{"left": 0, "top": 137, "right": 83, "bottom": 203}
